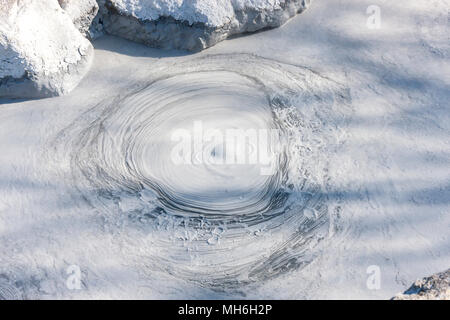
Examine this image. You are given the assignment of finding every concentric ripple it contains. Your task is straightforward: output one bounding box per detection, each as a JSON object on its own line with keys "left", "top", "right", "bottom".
{"left": 54, "top": 54, "right": 351, "bottom": 289}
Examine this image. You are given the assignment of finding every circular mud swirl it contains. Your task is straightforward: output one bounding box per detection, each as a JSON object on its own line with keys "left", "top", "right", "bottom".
{"left": 53, "top": 54, "right": 351, "bottom": 290}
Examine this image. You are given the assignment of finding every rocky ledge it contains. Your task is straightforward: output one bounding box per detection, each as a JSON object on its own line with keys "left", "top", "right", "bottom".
{"left": 392, "top": 269, "right": 450, "bottom": 300}
{"left": 95, "top": 0, "right": 311, "bottom": 51}
{"left": 1, "top": 0, "right": 310, "bottom": 99}
{"left": 58, "top": 0, "right": 99, "bottom": 37}
{"left": 0, "top": 0, "right": 94, "bottom": 99}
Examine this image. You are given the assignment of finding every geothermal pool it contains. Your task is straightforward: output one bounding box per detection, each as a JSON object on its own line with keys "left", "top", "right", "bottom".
{"left": 0, "top": 0, "right": 449, "bottom": 299}
{"left": 52, "top": 54, "right": 350, "bottom": 289}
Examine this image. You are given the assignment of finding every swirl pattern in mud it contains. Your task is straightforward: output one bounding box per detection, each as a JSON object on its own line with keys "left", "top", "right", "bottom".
{"left": 54, "top": 54, "right": 351, "bottom": 289}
